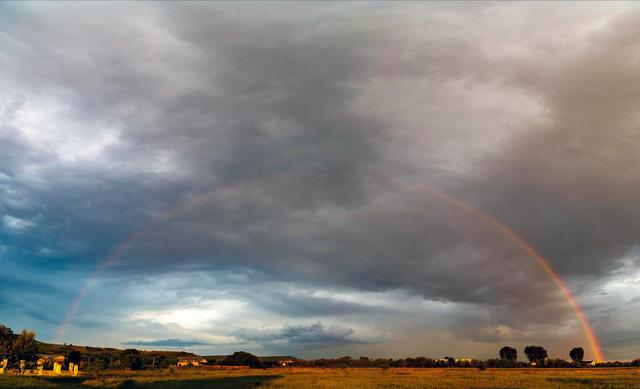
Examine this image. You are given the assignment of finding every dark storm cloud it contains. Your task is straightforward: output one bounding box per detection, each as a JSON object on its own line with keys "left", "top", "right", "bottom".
{"left": 235, "top": 322, "right": 367, "bottom": 348}
{"left": 1, "top": 2, "right": 385, "bottom": 270}
{"left": 115, "top": 269, "right": 396, "bottom": 318}
{"left": 1, "top": 2, "right": 639, "bottom": 357}
{"left": 123, "top": 339, "right": 212, "bottom": 348}
{"left": 0, "top": 274, "right": 60, "bottom": 296}
{"left": 0, "top": 97, "right": 183, "bottom": 272}
{"left": 0, "top": 3, "right": 507, "bottom": 304}
{"left": 465, "top": 9, "right": 640, "bottom": 277}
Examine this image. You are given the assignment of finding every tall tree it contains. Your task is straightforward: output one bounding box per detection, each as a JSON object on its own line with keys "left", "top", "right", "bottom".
{"left": 569, "top": 347, "right": 584, "bottom": 365}
{"left": 11, "top": 330, "right": 39, "bottom": 366}
{"left": 0, "top": 325, "right": 13, "bottom": 359}
{"left": 67, "top": 350, "right": 82, "bottom": 365}
{"left": 499, "top": 346, "right": 518, "bottom": 366}
{"left": 524, "top": 346, "right": 548, "bottom": 366}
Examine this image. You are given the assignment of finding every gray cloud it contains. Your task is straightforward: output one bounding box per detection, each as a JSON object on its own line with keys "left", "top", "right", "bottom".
{"left": 247, "top": 290, "right": 393, "bottom": 318}
{"left": 465, "top": 10, "right": 640, "bottom": 279}
{"left": 1, "top": 2, "right": 639, "bottom": 358}
{"left": 235, "top": 322, "right": 370, "bottom": 349}
{"left": 123, "top": 339, "right": 212, "bottom": 348}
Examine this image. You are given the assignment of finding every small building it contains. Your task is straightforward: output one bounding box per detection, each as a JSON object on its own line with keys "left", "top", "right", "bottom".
{"left": 177, "top": 357, "right": 208, "bottom": 367}
{"left": 37, "top": 355, "right": 66, "bottom": 375}
{"left": 68, "top": 362, "right": 79, "bottom": 376}
{"left": 279, "top": 359, "right": 294, "bottom": 367}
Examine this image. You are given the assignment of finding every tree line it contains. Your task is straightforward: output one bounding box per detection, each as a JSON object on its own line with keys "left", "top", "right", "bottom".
{"left": 287, "top": 346, "right": 640, "bottom": 369}
{"left": 3, "top": 324, "right": 640, "bottom": 371}
{"left": 0, "top": 325, "right": 39, "bottom": 370}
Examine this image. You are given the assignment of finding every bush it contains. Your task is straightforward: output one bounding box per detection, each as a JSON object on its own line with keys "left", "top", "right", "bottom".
{"left": 121, "top": 349, "right": 144, "bottom": 370}
{"left": 221, "top": 351, "right": 261, "bottom": 368}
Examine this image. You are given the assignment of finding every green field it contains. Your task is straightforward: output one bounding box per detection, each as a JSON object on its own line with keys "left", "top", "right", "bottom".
{"left": 2, "top": 368, "right": 640, "bottom": 389}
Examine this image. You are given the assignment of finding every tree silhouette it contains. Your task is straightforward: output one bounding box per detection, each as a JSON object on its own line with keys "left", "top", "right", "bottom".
{"left": 569, "top": 347, "right": 584, "bottom": 365}
{"left": 120, "top": 349, "right": 143, "bottom": 370}
{"left": 67, "top": 350, "right": 82, "bottom": 365}
{"left": 499, "top": 346, "right": 518, "bottom": 366}
{"left": 524, "top": 346, "right": 548, "bottom": 366}
{"left": 0, "top": 325, "right": 13, "bottom": 359}
{"left": 221, "top": 351, "right": 262, "bottom": 368}
{"left": 10, "top": 330, "right": 39, "bottom": 368}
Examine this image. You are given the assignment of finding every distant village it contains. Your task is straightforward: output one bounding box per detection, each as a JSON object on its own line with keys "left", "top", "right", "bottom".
{"left": 0, "top": 350, "right": 296, "bottom": 377}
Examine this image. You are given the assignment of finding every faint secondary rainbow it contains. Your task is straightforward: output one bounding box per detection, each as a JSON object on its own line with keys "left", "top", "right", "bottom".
{"left": 55, "top": 185, "right": 603, "bottom": 361}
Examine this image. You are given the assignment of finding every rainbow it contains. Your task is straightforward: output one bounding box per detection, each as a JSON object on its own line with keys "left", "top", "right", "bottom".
{"left": 422, "top": 188, "right": 603, "bottom": 361}
{"left": 55, "top": 185, "right": 603, "bottom": 361}
{"left": 54, "top": 188, "right": 223, "bottom": 342}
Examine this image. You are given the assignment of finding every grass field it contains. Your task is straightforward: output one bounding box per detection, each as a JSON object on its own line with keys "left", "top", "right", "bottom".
{"left": 2, "top": 368, "right": 640, "bottom": 389}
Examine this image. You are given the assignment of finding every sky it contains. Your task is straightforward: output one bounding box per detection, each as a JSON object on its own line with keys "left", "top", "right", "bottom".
{"left": 1, "top": 1, "right": 640, "bottom": 361}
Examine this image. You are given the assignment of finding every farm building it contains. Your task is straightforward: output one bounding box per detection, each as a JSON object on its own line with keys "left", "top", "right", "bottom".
{"left": 37, "top": 355, "right": 68, "bottom": 375}
{"left": 177, "top": 357, "right": 208, "bottom": 367}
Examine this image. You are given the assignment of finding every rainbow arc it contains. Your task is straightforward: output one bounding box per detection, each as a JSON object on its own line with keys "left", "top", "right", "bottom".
{"left": 56, "top": 185, "right": 603, "bottom": 361}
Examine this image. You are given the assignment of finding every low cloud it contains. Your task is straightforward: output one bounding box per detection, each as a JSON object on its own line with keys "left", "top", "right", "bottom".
{"left": 123, "top": 339, "right": 212, "bottom": 348}
{"left": 235, "top": 322, "right": 382, "bottom": 350}
{"left": 2, "top": 215, "right": 35, "bottom": 232}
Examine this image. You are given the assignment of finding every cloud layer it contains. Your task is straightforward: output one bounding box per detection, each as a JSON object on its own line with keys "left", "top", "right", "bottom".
{"left": 1, "top": 2, "right": 640, "bottom": 359}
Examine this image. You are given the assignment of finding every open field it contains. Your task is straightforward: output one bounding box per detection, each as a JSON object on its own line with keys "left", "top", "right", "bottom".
{"left": 2, "top": 368, "right": 640, "bottom": 389}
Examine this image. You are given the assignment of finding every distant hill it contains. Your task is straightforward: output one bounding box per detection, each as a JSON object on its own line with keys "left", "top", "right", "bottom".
{"left": 36, "top": 341, "right": 297, "bottom": 362}
{"left": 36, "top": 340, "right": 197, "bottom": 359}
